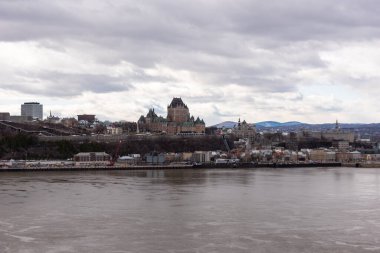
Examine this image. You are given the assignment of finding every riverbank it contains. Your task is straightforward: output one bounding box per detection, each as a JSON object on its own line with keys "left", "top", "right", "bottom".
{"left": 0, "top": 162, "right": 342, "bottom": 172}
{"left": 342, "top": 162, "right": 380, "bottom": 168}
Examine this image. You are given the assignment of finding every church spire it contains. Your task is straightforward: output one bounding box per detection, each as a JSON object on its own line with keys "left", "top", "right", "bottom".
{"left": 335, "top": 119, "right": 340, "bottom": 131}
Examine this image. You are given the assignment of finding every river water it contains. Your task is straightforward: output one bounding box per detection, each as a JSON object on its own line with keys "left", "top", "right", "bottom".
{"left": 1, "top": 167, "right": 380, "bottom": 253}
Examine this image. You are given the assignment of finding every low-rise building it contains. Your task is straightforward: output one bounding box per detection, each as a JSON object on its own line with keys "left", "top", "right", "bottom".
{"left": 9, "top": 115, "right": 33, "bottom": 123}
{"left": 181, "top": 152, "right": 193, "bottom": 162}
{"left": 310, "top": 148, "right": 336, "bottom": 162}
{"left": 61, "top": 118, "right": 78, "bottom": 128}
{"left": 107, "top": 126, "right": 123, "bottom": 135}
{"left": 0, "top": 112, "right": 10, "bottom": 121}
{"left": 192, "top": 151, "right": 211, "bottom": 163}
{"left": 332, "top": 140, "right": 350, "bottom": 151}
{"left": 145, "top": 152, "right": 166, "bottom": 165}
{"left": 78, "top": 114, "right": 96, "bottom": 124}
{"left": 336, "top": 151, "right": 362, "bottom": 162}
{"left": 118, "top": 156, "right": 136, "bottom": 165}
{"left": 73, "top": 152, "right": 111, "bottom": 166}
{"left": 350, "top": 151, "right": 362, "bottom": 162}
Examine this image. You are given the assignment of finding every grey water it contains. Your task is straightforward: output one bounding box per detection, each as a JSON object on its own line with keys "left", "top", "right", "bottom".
{"left": 1, "top": 167, "right": 380, "bottom": 253}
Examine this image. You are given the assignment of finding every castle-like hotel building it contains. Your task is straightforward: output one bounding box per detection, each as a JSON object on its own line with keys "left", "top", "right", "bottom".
{"left": 138, "top": 98, "right": 205, "bottom": 135}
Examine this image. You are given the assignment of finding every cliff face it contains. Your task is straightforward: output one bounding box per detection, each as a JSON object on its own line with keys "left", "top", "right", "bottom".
{"left": 0, "top": 133, "right": 231, "bottom": 160}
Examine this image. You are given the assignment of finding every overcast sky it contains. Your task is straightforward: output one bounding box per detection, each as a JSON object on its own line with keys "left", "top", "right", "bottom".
{"left": 0, "top": 0, "right": 379, "bottom": 125}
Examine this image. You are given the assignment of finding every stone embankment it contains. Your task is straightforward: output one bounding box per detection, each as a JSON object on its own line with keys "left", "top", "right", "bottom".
{"left": 343, "top": 162, "right": 380, "bottom": 168}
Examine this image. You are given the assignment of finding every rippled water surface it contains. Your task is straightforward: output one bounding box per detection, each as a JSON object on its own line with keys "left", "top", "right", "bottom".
{"left": 1, "top": 167, "right": 380, "bottom": 252}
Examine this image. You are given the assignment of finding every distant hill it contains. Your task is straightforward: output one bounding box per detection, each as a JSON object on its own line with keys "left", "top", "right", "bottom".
{"left": 211, "top": 121, "right": 304, "bottom": 129}
{"left": 211, "top": 121, "right": 237, "bottom": 129}
{"left": 255, "top": 121, "right": 303, "bottom": 128}
{"left": 209, "top": 121, "right": 380, "bottom": 140}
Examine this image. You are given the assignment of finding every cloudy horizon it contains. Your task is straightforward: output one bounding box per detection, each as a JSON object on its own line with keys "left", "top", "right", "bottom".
{"left": 1, "top": 0, "right": 379, "bottom": 125}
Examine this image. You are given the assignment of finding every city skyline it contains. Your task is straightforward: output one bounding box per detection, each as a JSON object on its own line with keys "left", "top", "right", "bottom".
{"left": 0, "top": 98, "right": 374, "bottom": 126}
{"left": 1, "top": 1, "right": 380, "bottom": 124}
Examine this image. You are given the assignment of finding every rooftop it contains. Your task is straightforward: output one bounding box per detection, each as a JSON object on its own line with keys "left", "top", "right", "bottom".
{"left": 169, "top": 97, "right": 188, "bottom": 109}
{"left": 23, "top": 102, "right": 41, "bottom": 105}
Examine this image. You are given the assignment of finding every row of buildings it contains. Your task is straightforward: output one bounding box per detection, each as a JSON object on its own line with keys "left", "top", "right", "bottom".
{"left": 0, "top": 102, "right": 97, "bottom": 125}
{"left": 0, "top": 102, "right": 43, "bottom": 122}
{"left": 1, "top": 98, "right": 206, "bottom": 136}
{"left": 70, "top": 147, "right": 369, "bottom": 167}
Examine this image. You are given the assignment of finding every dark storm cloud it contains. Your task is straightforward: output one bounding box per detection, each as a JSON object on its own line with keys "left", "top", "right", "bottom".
{"left": 2, "top": 0, "right": 380, "bottom": 44}
{"left": 1, "top": 0, "right": 380, "bottom": 97}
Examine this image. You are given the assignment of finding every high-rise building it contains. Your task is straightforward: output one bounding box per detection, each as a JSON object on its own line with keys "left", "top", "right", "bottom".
{"left": 21, "top": 102, "right": 43, "bottom": 120}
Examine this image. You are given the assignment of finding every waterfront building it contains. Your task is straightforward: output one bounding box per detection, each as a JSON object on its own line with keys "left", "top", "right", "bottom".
{"left": 182, "top": 152, "right": 193, "bottom": 162}
{"left": 309, "top": 148, "right": 336, "bottom": 162}
{"left": 21, "top": 102, "right": 43, "bottom": 120}
{"left": 336, "top": 151, "right": 362, "bottom": 162}
{"left": 192, "top": 151, "right": 211, "bottom": 164}
{"left": 145, "top": 152, "right": 166, "bottom": 165}
{"left": 138, "top": 98, "right": 205, "bottom": 135}
{"left": 73, "top": 152, "right": 111, "bottom": 165}
{"left": 118, "top": 155, "right": 137, "bottom": 165}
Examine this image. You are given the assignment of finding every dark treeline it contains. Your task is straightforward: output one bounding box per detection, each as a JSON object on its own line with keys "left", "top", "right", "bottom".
{"left": 0, "top": 132, "right": 232, "bottom": 160}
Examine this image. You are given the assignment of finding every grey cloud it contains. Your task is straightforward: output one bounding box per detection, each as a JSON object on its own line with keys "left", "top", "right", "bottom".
{"left": 185, "top": 94, "right": 228, "bottom": 104}
{"left": 212, "top": 105, "right": 239, "bottom": 118}
{"left": 315, "top": 104, "right": 343, "bottom": 113}
{"left": 1, "top": 72, "right": 131, "bottom": 97}
{"left": 3, "top": 0, "right": 380, "bottom": 45}
{"left": 1, "top": 0, "right": 380, "bottom": 99}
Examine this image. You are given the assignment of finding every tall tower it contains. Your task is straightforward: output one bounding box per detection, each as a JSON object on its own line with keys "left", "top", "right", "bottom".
{"left": 335, "top": 119, "right": 340, "bottom": 131}
{"left": 167, "top": 98, "right": 190, "bottom": 123}
{"left": 21, "top": 102, "right": 43, "bottom": 120}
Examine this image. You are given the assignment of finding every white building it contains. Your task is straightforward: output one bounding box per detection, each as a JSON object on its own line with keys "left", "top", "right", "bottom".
{"left": 192, "top": 151, "right": 211, "bottom": 163}
{"left": 107, "top": 126, "right": 123, "bottom": 135}
{"left": 21, "top": 102, "right": 43, "bottom": 120}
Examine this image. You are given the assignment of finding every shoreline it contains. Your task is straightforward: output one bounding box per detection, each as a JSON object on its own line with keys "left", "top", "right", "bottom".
{"left": 3, "top": 162, "right": 380, "bottom": 172}
{"left": 0, "top": 162, "right": 344, "bottom": 172}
